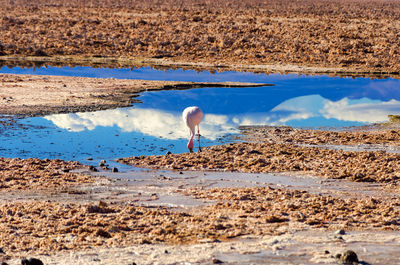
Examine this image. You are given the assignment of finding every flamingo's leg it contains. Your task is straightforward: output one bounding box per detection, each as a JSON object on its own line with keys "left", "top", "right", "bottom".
{"left": 197, "top": 125, "right": 202, "bottom": 152}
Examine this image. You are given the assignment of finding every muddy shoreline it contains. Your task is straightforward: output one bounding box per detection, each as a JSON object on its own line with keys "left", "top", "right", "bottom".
{"left": 1, "top": 55, "right": 398, "bottom": 79}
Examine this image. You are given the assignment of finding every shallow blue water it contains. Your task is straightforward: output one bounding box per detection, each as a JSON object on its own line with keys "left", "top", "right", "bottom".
{"left": 1, "top": 66, "right": 400, "bottom": 164}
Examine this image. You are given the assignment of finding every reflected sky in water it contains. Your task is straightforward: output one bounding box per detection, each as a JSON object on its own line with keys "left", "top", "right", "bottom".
{"left": 1, "top": 66, "right": 400, "bottom": 163}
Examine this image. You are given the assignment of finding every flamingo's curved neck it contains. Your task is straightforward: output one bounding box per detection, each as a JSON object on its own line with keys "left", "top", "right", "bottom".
{"left": 187, "top": 126, "right": 195, "bottom": 152}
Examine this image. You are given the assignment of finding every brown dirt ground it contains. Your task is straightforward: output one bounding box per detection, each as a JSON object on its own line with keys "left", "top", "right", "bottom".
{"left": 0, "top": 157, "right": 92, "bottom": 191}
{"left": 1, "top": 0, "right": 400, "bottom": 76}
{"left": 0, "top": 159, "right": 399, "bottom": 259}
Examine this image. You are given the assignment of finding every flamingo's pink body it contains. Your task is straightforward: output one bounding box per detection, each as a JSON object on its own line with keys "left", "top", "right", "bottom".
{"left": 182, "top": 106, "right": 203, "bottom": 153}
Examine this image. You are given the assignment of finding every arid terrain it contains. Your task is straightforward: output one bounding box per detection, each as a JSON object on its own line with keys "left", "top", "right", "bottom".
{"left": 1, "top": 0, "right": 400, "bottom": 264}
{"left": 1, "top": 0, "right": 400, "bottom": 76}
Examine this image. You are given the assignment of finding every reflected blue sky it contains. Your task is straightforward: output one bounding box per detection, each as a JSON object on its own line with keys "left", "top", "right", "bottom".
{"left": 1, "top": 66, "right": 400, "bottom": 163}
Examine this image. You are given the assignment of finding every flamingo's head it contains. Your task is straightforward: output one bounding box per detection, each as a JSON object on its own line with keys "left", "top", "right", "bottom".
{"left": 187, "top": 139, "right": 194, "bottom": 153}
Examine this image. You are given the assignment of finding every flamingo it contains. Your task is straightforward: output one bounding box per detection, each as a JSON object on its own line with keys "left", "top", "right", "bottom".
{"left": 182, "top": 106, "right": 204, "bottom": 153}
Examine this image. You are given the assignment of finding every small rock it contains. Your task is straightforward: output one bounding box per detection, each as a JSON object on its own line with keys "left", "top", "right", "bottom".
{"left": 86, "top": 157, "right": 93, "bottom": 161}
{"left": 127, "top": 263, "right": 137, "bottom": 265}
{"left": 338, "top": 250, "right": 359, "bottom": 264}
{"left": 335, "top": 229, "right": 346, "bottom": 235}
{"left": 112, "top": 167, "right": 119, "bottom": 173}
{"left": 99, "top": 160, "right": 107, "bottom": 167}
{"left": 0, "top": 247, "right": 4, "bottom": 253}
{"left": 248, "top": 150, "right": 262, "bottom": 155}
{"left": 212, "top": 258, "right": 224, "bottom": 264}
{"left": 2, "top": 262, "right": 9, "bottom": 265}
{"left": 89, "top": 165, "right": 98, "bottom": 172}
{"left": 21, "top": 258, "right": 44, "bottom": 265}
{"left": 165, "top": 151, "right": 172, "bottom": 155}
{"left": 94, "top": 228, "right": 111, "bottom": 238}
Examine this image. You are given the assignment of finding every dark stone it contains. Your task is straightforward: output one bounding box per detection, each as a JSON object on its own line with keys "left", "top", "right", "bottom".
{"left": 99, "top": 160, "right": 107, "bottom": 167}
{"left": 165, "top": 151, "right": 172, "bottom": 155}
{"left": 212, "top": 258, "right": 224, "bottom": 264}
{"left": 0, "top": 247, "right": 4, "bottom": 253}
{"left": 338, "top": 250, "right": 359, "bottom": 264}
{"left": 2, "top": 262, "right": 9, "bottom": 265}
{"left": 89, "top": 165, "right": 98, "bottom": 172}
{"left": 95, "top": 228, "right": 112, "bottom": 238}
{"left": 127, "top": 263, "right": 137, "bottom": 265}
{"left": 335, "top": 229, "right": 346, "bottom": 235}
{"left": 112, "top": 167, "right": 119, "bottom": 173}
{"left": 21, "top": 258, "right": 44, "bottom": 265}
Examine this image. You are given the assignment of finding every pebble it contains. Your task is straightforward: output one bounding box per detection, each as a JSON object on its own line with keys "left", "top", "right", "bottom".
{"left": 335, "top": 229, "right": 346, "bottom": 235}
{"left": 112, "top": 167, "right": 119, "bottom": 172}
{"left": 89, "top": 165, "right": 98, "bottom": 172}
{"left": 336, "top": 250, "right": 359, "bottom": 264}
{"left": 212, "top": 258, "right": 224, "bottom": 264}
{"left": 99, "top": 160, "right": 107, "bottom": 167}
{"left": 21, "top": 258, "right": 44, "bottom": 265}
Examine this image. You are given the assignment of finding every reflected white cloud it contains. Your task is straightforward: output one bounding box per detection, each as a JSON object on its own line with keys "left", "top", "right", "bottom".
{"left": 322, "top": 98, "right": 400, "bottom": 123}
{"left": 224, "top": 95, "right": 400, "bottom": 126}
{"left": 45, "top": 95, "right": 400, "bottom": 139}
{"left": 45, "top": 108, "right": 239, "bottom": 140}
